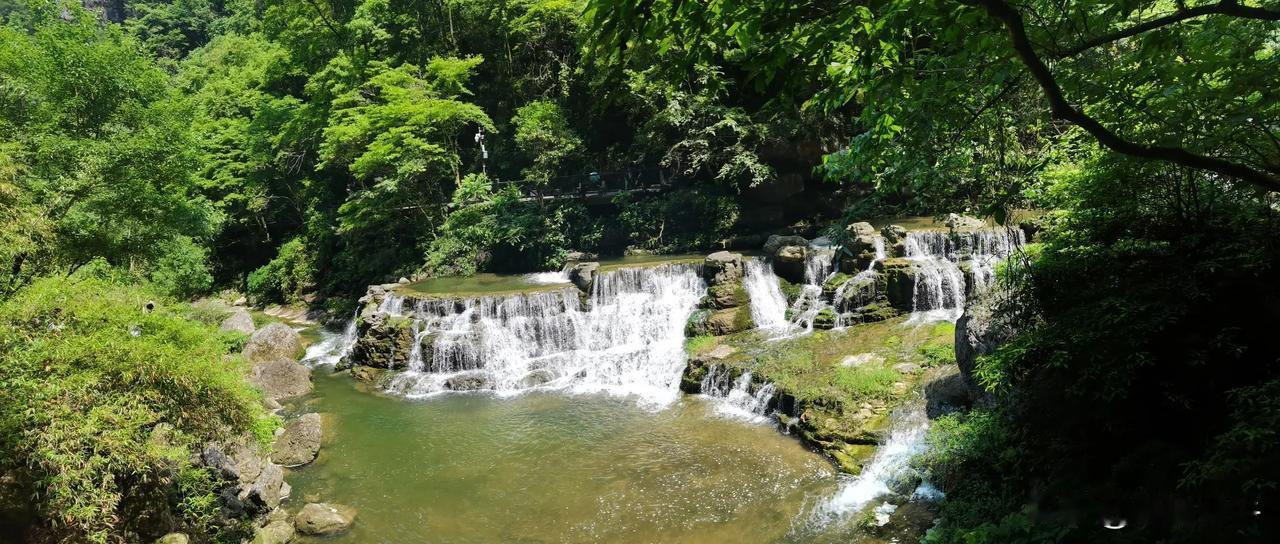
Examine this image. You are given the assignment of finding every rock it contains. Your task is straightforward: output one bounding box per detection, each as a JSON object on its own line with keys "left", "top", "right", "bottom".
{"left": 219, "top": 309, "right": 256, "bottom": 335}
{"left": 841, "top": 353, "right": 884, "bottom": 367}
{"left": 837, "top": 274, "right": 881, "bottom": 310}
{"left": 881, "top": 224, "right": 907, "bottom": 243}
{"left": 956, "top": 293, "right": 1015, "bottom": 402}
{"left": 241, "top": 462, "right": 285, "bottom": 511}
{"left": 845, "top": 221, "right": 876, "bottom": 238}
{"left": 813, "top": 308, "right": 837, "bottom": 330}
{"left": 839, "top": 234, "right": 881, "bottom": 273}
{"left": 397, "top": 277, "right": 410, "bottom": 284}
{"left": 443, "top": 371, "right": 490, "bottom": 391}
{"left": 202, "top": 442, "right": 263, "bottom": 485}
{"left": 691, "top": 344, "right": 737, "bottom": 364}
{"left": 252, "top": 520, "right": 294, "bottom": 544}
{"left": 877, "top": 258, "right": 919, "bottom": 311}
{"left": 243, "top": 323, "right": 304, "bottom": 364}
{"left": 349, "top": 366, "right": 387, "bottom": 385}
{"left": 924, "top": 366, "right": 971, "bottom": 418}
{"left": 565, "top": 251, "right": 598, "bottom": 262}
{"left": 568, "top": 261, "right": 600, "bottom": 294}
{"left": 155, "top": 533, "right": 189, "bottom": 544}
{"left": 233, "top": 296, "right": 248, "bottom": 306}
{"left": 945, "top": 213, "right": 986, "bottom": 230}
{"left": 773, "top": 244, "right": 808, "bottom": 284}
{"left": 762, "top": 234, "right": 809, "bottom": 255}
{"left": 704, "top": 283, "right": 744, "bottom": 309}
{"left": 272, "top": 413, "right": 322, "bottom": 467}
{"left": 250, "top": 359, "right": 313, "bottom": 401}
{"left": 705, "top": 307, "right": 753, "bottom": 336}
{"left": 893, "top": 363, "right": 921, "bottom": 374}
{"left": 295, "top": 503, "right": 356, "bottom": 536}
{"left": 702, "top": 251, "right": 744, "bottom": 286}
{"left": 350, "top": 313, "right": 416, "bottom": 369}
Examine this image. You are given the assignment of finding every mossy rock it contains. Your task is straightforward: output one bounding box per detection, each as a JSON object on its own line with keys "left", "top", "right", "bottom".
{"left": 878, "top": 258, "right": 919, "bottom": 311}
{"left": 831, "top": 443, "right": 878, "bottom": 474}
{"left": 813, "top": 308, "right": 838, "bottom": 330}
{"left": 778, "top": 278, "right": 803, "bottom": 304}
{"left": 684, "top": 309, "right": 713, "bottom": 337}
{"left": 822, "top": 273, "right": 852, "bottom": 296}
{"left": 703, "top": 282, "right": 746, "bottom": 309}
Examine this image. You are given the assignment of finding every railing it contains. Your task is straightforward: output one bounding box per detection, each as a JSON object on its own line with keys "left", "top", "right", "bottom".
{"left": 493, "top": 167, "right": 678, "bottom": 201}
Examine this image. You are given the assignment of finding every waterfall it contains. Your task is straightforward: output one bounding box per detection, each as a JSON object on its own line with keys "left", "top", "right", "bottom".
{"left": 380, "top": 263, "right": 705, "bottom": 407}
{"left": 904, "top": 228, "right": 1024, "bottom": 321}
{"left": 301, "top": 314, "right": 358, "bottom": 367}
{"left": 802, "top": 399, "right": 931, "bottom": 527}
{"left": 700, "top": 366, "right": 777, "bottom": 422}
{"left": 744, "top": 259, "right": 790, "bottom": 332}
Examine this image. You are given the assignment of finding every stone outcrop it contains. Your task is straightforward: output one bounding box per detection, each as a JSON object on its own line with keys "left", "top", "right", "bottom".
{"left": 219, "top": 309, "right": 255, "bottom": 335}
{"left": 955, "top": 292, "right": 1016, "bottom": 403}
{"left": 702, "top": 251, "right": 744, "bottom": 285}
{"left": 878, "top": 258, "right": 920, "bottom": 311}
{"left": 271, "top": 413, "right": 322, "bottom": 467}
{"left": 882, "top": 225, "right": 908, "bottom": 257}
{"left": 251, "top": 520, "right": 294, "bottom": 544}
{"left": 295, "top": 503, "right": 356, "bottom": 536}
{"left": 685, "top": 252, "right": 753, "bottom": 337}
{"left": 923, "top": 366, "right": 971, "bottom": 418}
{"left": 945, "top": 213, "right": 986, "bottom": 230}
{"left": 350, "top": 311, "right": 416, "bottom": 370}
{"left": 249, "top": 359, "right": 312, "bottom": 401}
{"left": 568, "top": 261, "right": 599, "bottom": 293}
{"left": 772, "top": 244, "right": 808, "bottom": 284}
{"left": 200, "top": 440, "right": 291, "bottom": 519}
{"left": 762, "top": 234, "right": 808, "bottom": 255}
{"left": 243, "top": 323, "right": 304, "bottom": 364}
{"left": 838, "top": 222, "right": 881, "bottom": 273}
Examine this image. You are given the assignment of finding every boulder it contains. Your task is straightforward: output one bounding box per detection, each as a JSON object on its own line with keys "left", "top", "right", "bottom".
{"left": 155, "top": 533, "right": 189, "bottom": 544}
{"left": 839, "top": 234, "right": 881, "bottom": 273}
{"left": 705, "top": 307, "right": 752, "bottom": 336}
{"left": 565, "top": 250, "right": 598, "bottom": 263}
{"left": 251, "top": 520, "right": 294, "bottom": 544}
{"left": 704, "top": 283, "right": 745, "bottom": 309}
{"left": 702, "top": 251, "right": 744, "bottom": 286}
{"left": 956, "top": 293, "right": 1015, "bottom": 402}
{"left": 243, "top": 323, "right": 304, "bottom": 364}
{"left": 881, "top": 225, "right": 909, "bottom": 257}
{"left": 568, "top": 261, "right": 600, "bottom": 294}
{"left": 877, "top": 259, "right": 919, "bottom": 311}
{"left": 762, "top": 234, "right": 809, "bottom": 255}
{"left": 836, "top": 274, "right": 881, "bottom": 311}
{"left": 295, "top": 503, "right": 356, "bottom": 536}
{"left": 240, "top": 462, "right": 285, "bottom": 511}
{"left": 773, "top": 245, "right": 808, "bottom": 284}
{"left": 219, "top": 309, "right": 256, "bottom": 335}
{"left": 250, "top": 359, "right": 313, "bottom": 401}
{"left": 924, "top": 366, "right": 971, "bottom": 418}
{"left": 845, "top": 221, "right": 876, "bottom": 238}
{"left": 349, "top": 313, "right": 416, "bottom": 369}
{"left": 945, "top": 213, "right": 986, "bottom": 230}
{"left": 443, "top": 371, "right": 490, "bottom": 391}
{"left": 813, "top": 308, "right": 838, "bottom": 330}
{"left": 271, "top": 413, "right": 322, "bottom": 467}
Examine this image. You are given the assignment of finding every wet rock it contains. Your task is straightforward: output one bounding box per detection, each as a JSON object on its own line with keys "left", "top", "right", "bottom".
{"left": 350, "top": 366, "right": 387, "bottom": 385}
{"left": 444, "top": 371, "right": 491, "bottom": 391}
{"left": 773, "top": 244, "right": 808, "bottom": 284}
{"left": 878, "top": 258, "right": 919, "bottom": 311}
{"left": 155, "top": 533, "right": 189, "bottom": 544}
{"left": 703, "top": 282, "right": 745, "bottom": 309}
{"left": 691, "top": 344, "right": 737, "bottom": 364}
{"left": 704, "top": 307, "right": 752, "bottom": 336}
{"left": 702, "top": 251, "right": 744, "bottom": 286}
{"left": 220, "top": 309, "right": 256, "bottom": 335}
{"left": 249, "top": 359, "right": 313, "bottom": 401}
{"left": 813, "top": 308, "right": 837, "bottom": 330}
{"left": 565, "top": 250, "right": 598, "bottom": 263}
{"left": 272, "top": 413, "right": 322, "bottom": 467}
{"left": 568, "top": 261, "right": 600, "bottom": 294}
{"left": 295, "top": 503, "right": 356, "bottom": 536}
{"left": 839, "top": 234, "right": 881, "bottom": 273}
{"left": 243, "top": 323, "right": 304, "bottom": 364}
{"left": 518, "top": 369, "right": 556, "bottom": 388}
{"left": 251, "top": 520, "right": 294, "bottom": 544}
{"left": 350, "top": 313, "right": 415, "bottom": 369}
{"left": 836, "top": 274, "right": 881, "bottom": 311}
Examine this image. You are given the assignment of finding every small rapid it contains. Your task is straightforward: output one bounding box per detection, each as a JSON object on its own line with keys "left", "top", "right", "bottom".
{"left": 699, "top": 365, "right": 777, "bottom": 423}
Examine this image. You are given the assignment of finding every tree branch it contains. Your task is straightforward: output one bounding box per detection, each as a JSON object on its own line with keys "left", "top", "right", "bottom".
{"left": 1057, "top": 0, "right": 1280, "bottom": 57}
{"left": 969, "top": 0, "right": 1280, "bottom": 192}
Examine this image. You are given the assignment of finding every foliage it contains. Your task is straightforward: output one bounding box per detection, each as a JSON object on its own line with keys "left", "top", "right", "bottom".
{"left": 613, "top": 186, "right": 740, "bottom": 252}
{"left": 246, "top": 237, "right": 314, "bottom": 304}
{"left": 0, "top": 5, "right": 215, "bottom": 297}
{"left": 512, "top": 99, "right": 581, "bottom": 184}
{"left": 0, "top": 272, "right": 266, "bottom": 542}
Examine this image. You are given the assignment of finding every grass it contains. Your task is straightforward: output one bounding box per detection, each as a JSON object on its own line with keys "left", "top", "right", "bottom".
{"left": 685, "top": 335, "right": 718, "bottom": 354}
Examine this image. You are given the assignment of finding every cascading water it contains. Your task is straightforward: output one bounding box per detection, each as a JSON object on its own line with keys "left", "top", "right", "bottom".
{"left": 380, "top": 263, "right": 705, "bottom": 407}
{"left": 301, "top": 314, "right": 358, "bottom": 367}
{"left": 786, "top": 247, "right": 837, "bottom": 332}
{"left": 744, "top": 259, "right": 790, "bottom": 332}
{"left": 699, "top": 365, "right": 777, "bottom": 422}
{"left": 904, "top": 228, "right": 1025, "bottom": 321}
{"left": 798, "top": 398, "right": 933, "bottom": 532}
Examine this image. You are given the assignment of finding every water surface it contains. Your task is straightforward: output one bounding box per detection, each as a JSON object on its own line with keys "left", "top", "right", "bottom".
{"left": 288, "top": 372, "right": 850, "bottom": 543}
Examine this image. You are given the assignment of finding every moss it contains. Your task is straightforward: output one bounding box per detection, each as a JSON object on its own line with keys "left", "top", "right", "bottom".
{"left": 685, "top": 335, "right": 717, "bottom": 354}
{"left": 778, "top": 277, "right": 802, "bottom": 304}
{"left": 684, "top": 309, "right": 712, "bottom": 337}
{"left": 733, "top": 304, "right": 755, "bottom": 331}
{"left": 814, "top": 308, "right": 837, "bottom": 329}
{"left": 822, "top": 272, "right": 852, "bottom": 293}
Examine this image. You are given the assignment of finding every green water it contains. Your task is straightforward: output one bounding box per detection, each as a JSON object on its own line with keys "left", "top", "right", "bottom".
{"left": 399, "top": 253, "right": 709, "bottom": 296}
{"left": 287, "top": 371, "right": 846, "bottom": 543}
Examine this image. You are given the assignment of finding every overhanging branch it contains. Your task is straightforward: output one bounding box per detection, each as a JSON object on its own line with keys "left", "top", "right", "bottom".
{"left": 1058, "top": 0, "right": 1280, "bottom": 57}
{"left": 969, "top": 0, "right": 1280, "bottom": 192}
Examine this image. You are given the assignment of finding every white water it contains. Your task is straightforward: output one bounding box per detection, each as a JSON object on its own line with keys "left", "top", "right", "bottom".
{"left": 301, "top": 315, "right": 358, "bottom": 367}
{"left": 699, "top": 365, "right": 777, "bottom": 422}
{"left": 904, "top": 228, "right": 1024, "bottom": 322}
{"left": 744, "top": 259, "right": 791, "bottom": 332}
{"left": 379, "top": 264, "right": 705, "bottom": 407}
{"left": 525, "top": 270, "right": 571, "bottom": 285}
{"left": 804, "top": 398, "right": 931, "bottom": 526}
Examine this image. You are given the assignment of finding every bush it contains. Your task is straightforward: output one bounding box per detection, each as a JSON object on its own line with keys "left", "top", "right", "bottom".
{"left": 0, "top": 274, "right": 268, "bottom": 542}
{"left": 246, "top": 237, "right": 314, "bottom": 304}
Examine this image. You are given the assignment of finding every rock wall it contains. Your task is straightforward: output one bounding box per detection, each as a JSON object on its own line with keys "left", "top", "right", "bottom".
{"left": 684, "top": 252, "right": 755, "bottom": 337}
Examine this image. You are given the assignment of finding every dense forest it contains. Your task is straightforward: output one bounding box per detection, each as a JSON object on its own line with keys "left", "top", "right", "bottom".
{"left": 1, "top": 0, "right": 1277, "bottom": 542}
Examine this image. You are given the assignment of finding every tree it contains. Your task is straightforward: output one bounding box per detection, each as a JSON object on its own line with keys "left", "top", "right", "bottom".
{"left": 512, "top": 99, "right": 581, "bottom": 186}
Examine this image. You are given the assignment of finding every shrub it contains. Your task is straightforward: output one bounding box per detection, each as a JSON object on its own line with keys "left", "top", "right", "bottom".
{"left": 0, "top": 275, "right": 267, "bottom": 542}
{"left": 246, "top": 237, "right": 314, "bottom": 304}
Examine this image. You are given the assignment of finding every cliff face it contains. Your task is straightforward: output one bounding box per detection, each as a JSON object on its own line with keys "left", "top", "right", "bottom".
{"left": 81, "top": 0, "right": 126, "bottom": 22}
